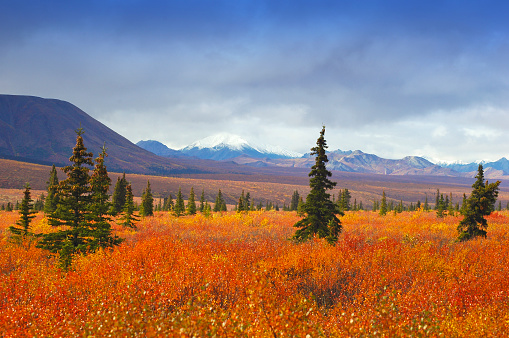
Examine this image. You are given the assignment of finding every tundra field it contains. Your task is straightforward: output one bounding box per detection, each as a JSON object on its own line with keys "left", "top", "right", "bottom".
{"left": 1, "top": 209, "right": 509, "bottom": 336}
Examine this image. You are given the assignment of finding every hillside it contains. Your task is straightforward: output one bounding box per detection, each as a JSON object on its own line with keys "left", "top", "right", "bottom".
{"left": 3, "top": 158, "right": 509, "bottom": 209}
{"left": 0, "top": 95, "right": 207, "bottom": 175}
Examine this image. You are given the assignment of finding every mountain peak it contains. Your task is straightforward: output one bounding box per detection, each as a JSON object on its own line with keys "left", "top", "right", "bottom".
{"left": 179, "top": 133, "right": 302, "bottom": 160}
{"left": 183, "top": 133, "right": 251, "bottom": 151}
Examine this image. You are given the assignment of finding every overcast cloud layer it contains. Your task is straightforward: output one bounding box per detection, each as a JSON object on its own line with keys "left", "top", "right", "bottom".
{"left": 1, "top": 0, "right": 509, "bottom": 163}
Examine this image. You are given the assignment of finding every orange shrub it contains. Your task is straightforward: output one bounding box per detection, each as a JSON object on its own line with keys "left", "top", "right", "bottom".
{"left": 1, "top": 209, "right": 509, "bottom": 336}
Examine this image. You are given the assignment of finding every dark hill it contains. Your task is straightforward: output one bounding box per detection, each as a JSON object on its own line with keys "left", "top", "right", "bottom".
{"left": 0, "top": 95, "right": 201, "bottom": 175}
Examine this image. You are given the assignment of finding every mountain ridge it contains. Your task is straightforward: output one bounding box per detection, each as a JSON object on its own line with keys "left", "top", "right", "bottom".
{"left": 2, "top": 94, "right": 508, "bottom": 179}
{"left": 0, "top": 94, "right": 203, "bottom": 175}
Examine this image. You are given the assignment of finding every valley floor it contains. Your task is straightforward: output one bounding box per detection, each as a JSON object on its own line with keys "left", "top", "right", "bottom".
{"left": 1, "top": 210, "right": 509, "bottom": 336}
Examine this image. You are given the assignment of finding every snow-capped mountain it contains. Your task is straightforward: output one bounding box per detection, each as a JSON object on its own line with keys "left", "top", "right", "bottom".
{"left": 179, "top": 133, "right": 302, "bottom": 160}
{"left": 136, "top": 133, "right": 509, "bottom": 178}
{"left": 439, "top": 158, "right": 509, "bottom": 176}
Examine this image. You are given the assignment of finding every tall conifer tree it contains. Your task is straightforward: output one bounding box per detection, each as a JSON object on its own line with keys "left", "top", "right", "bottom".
{"left": 293, "top": 126, "right": 342, "bottom": 245}
{"left": 37, "top": 127, "right": 95, "bottom": 269}
{"left": 457, "top": 164, "right": 500, "bottom": 241}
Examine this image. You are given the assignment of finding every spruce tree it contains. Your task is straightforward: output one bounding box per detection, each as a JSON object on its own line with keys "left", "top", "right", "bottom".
{"left": 37, "top": 127, "right": 95, "bottom": 269}
{"left": 199, "top": 189, "right": 205, "bottom": 212}
{"left": 339, "top": 189, "right": 351, "bottom": 212}
{"left": 448, "top": 192, "right": 455, "bottom": 215}
{"left": 237, "top": 190, "right": 246, "bottom": 213}
{"left": 174, "top": 187, "right": 185, "bottom": 217}
{"left": 457, "top": 164, "right": 500, "bottom": 241}
{"left": 110, "top": 173, "right": 127, "bottom": 216}
{"left": 9, "top": 183, "right": 37, "bottom": 247}
{"left": 290, "top": 190, "right": 300, "bottom": 211}
{"left": 460, "top": 193, "right": 467, "bottom": 214}
{"left": 44, "top": 164, "right": 59, "bottom": 214}
{"left": 293, "top": 126, "right": 342, "bottom": 245}
{"left": 214, "top": 189, "right": 226, "bottom": 212}
{"left": 119, "top": 183, "right": 138, "bottom": 229}
{"left": 165, "top": 194, "right": 174, "bottom": 211}
{"left": 89, "top": 146, "right": 123, "bottom": 248}
{"left": 203, "top": 201, "right": 212, "bottom": 217}
{"left": 140, "top": 180, "right": 154, "bottom": 217}
{"left": 436, "top": 194, "right": 446, "bottom": 218}
{"left": 379, "top": 191, "right": 388, "bottom": 216}
{"left": 187, "top": 187, "right": 197, "bottom": 215}
{"left": 34, "top": 193, "right": 45, "bottom": 211}
{"left": 244, "top": 192, "right": 251, "bottom": 211}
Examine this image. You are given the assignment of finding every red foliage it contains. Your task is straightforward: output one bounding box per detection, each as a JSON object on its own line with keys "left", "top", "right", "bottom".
{"left": 1, "top": 210, "right": 509, "bottom": 336}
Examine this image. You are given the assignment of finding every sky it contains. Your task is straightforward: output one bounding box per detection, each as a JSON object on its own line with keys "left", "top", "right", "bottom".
{"left": 1, "top": 0, "right": 509, "bottom": 163}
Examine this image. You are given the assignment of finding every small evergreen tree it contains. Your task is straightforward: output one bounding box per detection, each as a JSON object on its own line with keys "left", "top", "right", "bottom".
{"left": 460, "top": 193, "right": 467, "bottom": 214}
{"left": 203, "top": 201, "right": 212, "bottom": 218}
{"left": 140, "top": 180, "right": 154, "bottom": 217}
{"left": 174, "top": 187, "right": 185, "bottom": 217}
{"left": 436, "top": 194, "right": 446, "bottom": 218}
{"left": 379, "top": 191, "right": 388, "bottom": 216}
{"left": 457, "top": 164, "right": 500, "bottom": 241}
{"left": 110, "top": 173, "right": 127, "bottom": 216}
{"left": 434, "top": 189, "right": 440, "bottom": 210}
{"left": 44, "top": 164, "right": 59, "bottom": 214}
{"left": 37, "top": 127, "right": 95, "bottom": 269}
{"left": 187, "top": 187, "right": 197, "bottom": 215}
{"left": 9, "top": 183, "right": 37, "bottom": 247}
{"left": 213, "top": 189, "right": 226, "bottom": 212}
{"left": 244, "top": 192, "right": 251, "bottom": 211}
{"left": 290, "top": 190, "right": 300, "bottom": 211}
{"left": 338, "top": 189, "right": 351, "bottom": 212}
{"left": 199, "top": 189, "right": 205, "bottom": 212}
{"left": 163, "top": 194, "right": 174, "bottom": 211}
{"left": 119, "top": 183, "right": 139, "bottom": 229}
{"left": 293, "top": 126, "right": 342, "bottom": 245}
{"left": 423, "top": 195, "right": 429, "bottom": 211}
{"left": 236, "top": 191, "right": 245, "bottom": 212}
{"left": 448, "top": 192, "right": 455, "bottom": 215}
{"left": 89, "top": 146, "right": 123, "bottom": 248}
{"left": 34, "top": 193, "right": 45, "bottom": 211}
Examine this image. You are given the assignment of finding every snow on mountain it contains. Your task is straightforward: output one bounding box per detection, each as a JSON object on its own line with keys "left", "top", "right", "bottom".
{"left": 257, "top": 144, "right": 303, "bottom": 158}
{"left": 179, "top": 133, "right": 302, "bottom": 160}
{"left": 183, "top": 133, "right": 251, "bottom": 151}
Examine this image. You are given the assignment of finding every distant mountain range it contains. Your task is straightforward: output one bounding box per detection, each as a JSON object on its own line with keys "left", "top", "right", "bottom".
{"left": 440, "top": 158, "right": 509, "bottom": 176}
{"left": 136, "top": 134, "right": 301, "bottom": 161}
{"left": 1, "top": 94, "right": 507, "bottom": 179}
{"left": 136, "top": 137, "right": 506, "bottom": 178}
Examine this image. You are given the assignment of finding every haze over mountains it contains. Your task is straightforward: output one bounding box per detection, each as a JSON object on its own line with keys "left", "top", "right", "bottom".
{"left": 1, "top": 94, "right": 508, "bottom": 179}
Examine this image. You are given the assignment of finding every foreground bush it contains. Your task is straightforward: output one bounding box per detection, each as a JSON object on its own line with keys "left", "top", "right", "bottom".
{"left": 1, "top": 210, "right": 509, "bottom": 336}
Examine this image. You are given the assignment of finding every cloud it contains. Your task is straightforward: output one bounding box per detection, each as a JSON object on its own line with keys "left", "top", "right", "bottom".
{"left": 1, "top": 1, "right": 509, "bottom": 162}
